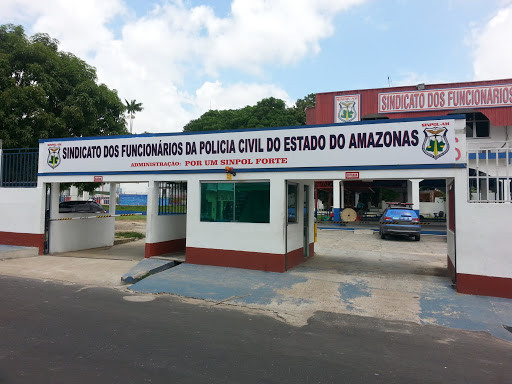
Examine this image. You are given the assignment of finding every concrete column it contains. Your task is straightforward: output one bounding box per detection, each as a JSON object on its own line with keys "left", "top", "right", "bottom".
{"left": 145, "top": 181, "right": 159, "bottom": 257}
{"left": 505, "top": 180, "right": 511, "bottom": 202}
{"left": 50, "top": 182, "right": 60, "bottom": 219}
{"left": 332, "top": 180, "right": 341, "bottom": 221}
{"left": 407, "top": 179, "right": 423, "bottom": 215}
{"left": 109, "top": 183, "right": 117, "bottom": 214}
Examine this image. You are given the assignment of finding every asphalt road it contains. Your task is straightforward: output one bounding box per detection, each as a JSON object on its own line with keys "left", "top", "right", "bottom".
{"left": 1, "top": 275, "right": 511, "bottom": 384}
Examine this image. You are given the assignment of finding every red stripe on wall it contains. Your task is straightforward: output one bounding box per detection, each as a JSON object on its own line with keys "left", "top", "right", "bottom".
{"left": 187, "top": 247, "right": 286, "bottom": 272}
{"left": 457, "top": 273, "right": 512, "bottom": 299}
{"left": 286, "top": 243, "right": 314, "bottom": 270}
{"left": 145, "top": 238, "right": 186, "bottom": 258}
{"left": 187, "top": 245, "right": 314, "bottom": 273}
{"left": 0, "top": 231, "right": 44, "bottom": 255}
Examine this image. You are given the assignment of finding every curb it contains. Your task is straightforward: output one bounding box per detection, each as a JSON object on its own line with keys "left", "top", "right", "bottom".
{"left": 121, "top": 259, "right": 178, "bottom": 284}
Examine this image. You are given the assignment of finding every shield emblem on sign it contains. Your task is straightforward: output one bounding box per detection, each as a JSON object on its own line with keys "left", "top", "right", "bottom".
{"left": 422, "top": 127, "right": 449, "bottom": 160}
{"left": 47, "top": 147, "right": 61, "bottom": 169}
{"left": 338, "top": 101, "right": 357, "bottom": 123}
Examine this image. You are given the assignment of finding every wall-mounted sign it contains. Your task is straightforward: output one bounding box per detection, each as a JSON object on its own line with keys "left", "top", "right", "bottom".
{"left": 378, "top": 83, "right": 512, "bottom": 113}
{"left": 334, "top": 94, "right": 360, "bottom": 123}
{"left": 93, "top": 176, "right": 103, "bottom": 182}
{"left": 345, "top": 172, "right": 359, "bottom": 179}
{"left": 38, "top": 117, "right": 465, "bottom": 178}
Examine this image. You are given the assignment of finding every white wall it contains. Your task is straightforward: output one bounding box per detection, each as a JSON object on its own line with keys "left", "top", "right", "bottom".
{"left": 419, "top": 200, "right": 446, "bottom": 216}
{"left": 456, "top": 202, "right": 512, "bottom": 279}
{"left": 147, "top": 215, "right": 186, "bottom": 244}
{"left": 47, "top": 182, "right": 114, "bottom": 253}
{"left": 146, "top": 181, "right": 187, "bottom": 245}
{"left": 0, "top": 187, "right": 44, "bottom": 234}
{"left": 49, "top": 217, "right": 115, "bottom": 253}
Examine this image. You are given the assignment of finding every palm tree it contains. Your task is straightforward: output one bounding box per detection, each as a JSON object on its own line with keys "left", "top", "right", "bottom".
{"left": 124, "top": 99, "right": 144, "bottom": 133}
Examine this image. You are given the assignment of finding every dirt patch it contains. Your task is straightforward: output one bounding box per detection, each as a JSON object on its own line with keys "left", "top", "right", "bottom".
{"left": 115, "top": 219, "right": 146, "bottom": 234}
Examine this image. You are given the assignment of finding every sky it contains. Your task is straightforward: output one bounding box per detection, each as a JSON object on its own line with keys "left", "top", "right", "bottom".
{"left": 1, "top": 0, "right": 511, "bottom": 137}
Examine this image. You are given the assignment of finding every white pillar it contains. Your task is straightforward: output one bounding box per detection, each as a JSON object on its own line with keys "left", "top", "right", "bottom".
{"left": 332, "top": 180, "right": 342, "bottom": 221}
{"left": 145, "top": 181, "right": 159, "bottom": 249}
{"left": 333, "top": 180, "right": 340, "bottom": 210}
{"left": 109, "top": 183, "right": 117, "bottom": 214}
{"left": 50, "top": 182, "right": 60, "bottom": 219}
{"left": 355, "top": 192, "right": 360, "bottom": 207}
{"left": 407, "top": 179, "right": 423, "bottom": 212}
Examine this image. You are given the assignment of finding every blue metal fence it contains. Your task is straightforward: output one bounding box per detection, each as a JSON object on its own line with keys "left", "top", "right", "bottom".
{"left": 1, "top": 148, "right": 39, "bottom": 188}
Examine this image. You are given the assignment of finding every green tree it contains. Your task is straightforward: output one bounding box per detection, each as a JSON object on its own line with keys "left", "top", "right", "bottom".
{"left": 294, "top": 93, "right": 316, "bottom": 125}
{"left": 124, "top": 99, "right": 143, "bottom": 133}
{"left": 0, "top": 24, "right": 127, "bottom": 149}
{"left": 183, "top": 94, "right": 316, "bottom": 132}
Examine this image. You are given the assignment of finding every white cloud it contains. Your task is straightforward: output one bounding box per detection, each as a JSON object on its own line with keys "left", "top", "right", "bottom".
{"left": 0, "top": 0, "right": 365, "bottom": 133}
{"left": 472, "top": 4, "right": 512, "bottom": 80}
{"left": 194, "top": 81, "right": 293, "bottom": 112}
{"left": 0, "top": 0, "right": 126, "bottom": 58}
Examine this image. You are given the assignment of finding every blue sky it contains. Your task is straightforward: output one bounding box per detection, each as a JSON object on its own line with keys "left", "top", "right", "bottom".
{"left": 1, "top": 0, "right": 511, "bottom": 134}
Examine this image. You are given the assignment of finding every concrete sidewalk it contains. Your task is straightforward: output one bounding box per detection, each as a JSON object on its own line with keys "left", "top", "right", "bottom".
{"left": 1, "top": 229, "right": 511, "bottom": 343}
{"left": 128, "top": 262, "right": 512, "bottom": 342}
{"left": 0, "top": 245, "right": 39, "bottom": 260}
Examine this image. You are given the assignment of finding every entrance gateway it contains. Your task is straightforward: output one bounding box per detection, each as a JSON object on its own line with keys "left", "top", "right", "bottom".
{"left": 0, "top": 99, "right": 501, "bottom": 299}
{"left": 36, "top": 116, "right": 467, "bottom": 279}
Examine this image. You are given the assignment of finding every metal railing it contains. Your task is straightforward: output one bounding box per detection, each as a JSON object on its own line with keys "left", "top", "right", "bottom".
{"left": 0, "top": 148, "right": 39, "bottom": 188}
{"left": 158, "top": 182, "right": 187, "bottom": 215}
{"left": 467, "top": 141, "right": 512, "bottom": 203}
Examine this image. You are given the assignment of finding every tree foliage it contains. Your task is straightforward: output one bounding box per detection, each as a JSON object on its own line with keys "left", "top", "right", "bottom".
{"left": 183, "top": 94, "right": 316, "bottom": 132}
{"left": 124, "top": 99, "right": 143, "bottom": 133}
{"left": 0, "top": 24, "right": 128, "bottom": 149}
{"left": 125, "top": 99, "right": 143, "bottom": 115}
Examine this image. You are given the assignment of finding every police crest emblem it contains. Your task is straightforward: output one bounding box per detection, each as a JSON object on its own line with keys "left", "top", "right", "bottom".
{"left": 422, "top": 127, "right": 449, "bottom": 160}
{"left": 47, "top": 147, "right": 61, "bottom": 169}
{"left": 335, "top": 94, "right": 360, "bottom": 123}
{"left": 338, "top": 101, "right": 357, "bottom": 123}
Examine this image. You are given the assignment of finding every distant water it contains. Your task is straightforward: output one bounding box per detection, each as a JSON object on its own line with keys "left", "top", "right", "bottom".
{"left": 119, "top": 194, "right": 147, "bottom": 206}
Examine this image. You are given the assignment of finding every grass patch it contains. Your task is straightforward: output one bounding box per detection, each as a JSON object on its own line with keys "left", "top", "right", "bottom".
{"left": 116, "top": 231, "right": 145, "bottom": 239}
{"left": 102, "top": 205, "right": 147, "bottom": 212}
{"left": 115, "top": 215, "right": 147, "bottom": 221}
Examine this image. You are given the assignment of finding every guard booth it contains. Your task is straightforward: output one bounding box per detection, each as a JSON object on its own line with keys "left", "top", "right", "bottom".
{"left": 1, "top": 114, "right": 512, "bottom": 298}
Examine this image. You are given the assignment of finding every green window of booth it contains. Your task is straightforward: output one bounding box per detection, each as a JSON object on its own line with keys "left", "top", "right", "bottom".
{"left": 200, "top": 182, "right": 270, "bottom": 223}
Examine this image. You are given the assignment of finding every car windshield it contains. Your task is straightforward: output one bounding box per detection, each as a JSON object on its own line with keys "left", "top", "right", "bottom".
{"left": 386, "top": 209, "right": 417, "bottom": 218}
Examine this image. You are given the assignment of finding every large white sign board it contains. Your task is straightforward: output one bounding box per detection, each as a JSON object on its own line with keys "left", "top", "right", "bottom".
{"left": 39, "top": 118, "right": 464, "bottom": 176}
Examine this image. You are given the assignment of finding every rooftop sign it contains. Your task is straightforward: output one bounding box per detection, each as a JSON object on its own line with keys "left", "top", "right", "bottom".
{"left": 379, "top": 84, "right": 512, "bottom": 113}
{"left": 38, "top": 117, "right": 464, "bottom": 177}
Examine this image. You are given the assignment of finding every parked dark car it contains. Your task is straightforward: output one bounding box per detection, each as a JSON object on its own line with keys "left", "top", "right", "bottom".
{"left": 59, "top": 200, "right": 107, "bottom": 213}
{"left": 379, "top": 203, "right": 421, "bottom": 241}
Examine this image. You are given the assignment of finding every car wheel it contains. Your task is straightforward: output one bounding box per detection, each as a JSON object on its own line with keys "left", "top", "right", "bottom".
{"left": 380, "top": 231, "right": 386, "bottom": 240}
{"left": 414, "top": 234, "right": 420, "bottom": 241}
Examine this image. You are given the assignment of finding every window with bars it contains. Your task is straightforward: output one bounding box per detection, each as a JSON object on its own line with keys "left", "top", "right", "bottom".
{"left": 158, "top": 182, "right": 187, "bottom": 215}
{"left": 467, "top": 142, "right": 512, "bottom": 203}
